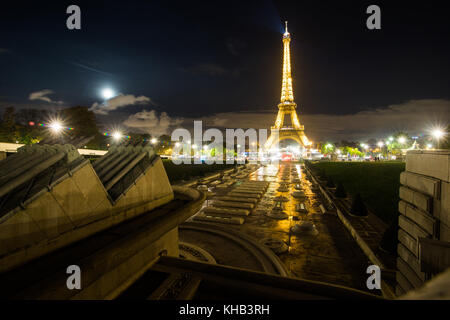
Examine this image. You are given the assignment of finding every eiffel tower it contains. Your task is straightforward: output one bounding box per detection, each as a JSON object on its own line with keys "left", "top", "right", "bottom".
{"left": 265, "top": 22, "right": 311, "bottom": 152}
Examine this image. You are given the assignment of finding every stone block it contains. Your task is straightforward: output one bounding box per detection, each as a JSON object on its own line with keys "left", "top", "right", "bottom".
{"left": 405, "top": 150, "right": 450, "bottom": 182}
{"left": 71, "top": 164, "right": 110, "bottom": 211}
{"left": 398, "top": 229, "right": 418, "bottom": 256}
{"left": 441, "top": 223, "right": 450, "bottom": 242}
{"left": 397, "top": 257, "right": 424, "bottom": 288}
{"left": 25, "top": 192, "right": 74, "bottom": 239}
{"left": 396, "top": 285, "right": 406, "bottom": 297}
{"left": 398, "top": 200, "right": 407, "bottom": 215}
{"left": 399, "top": 186, "right": 414, "bottom": 203}
{"left": 397, "top": 243, "right": 426, "bottom": 281}
{"left": 398, "top": 215, "right": 430, "bottom": 240}
{"left": 400, "top": 171, "right": 441, "bottom": 199}
{"left": 0, "top": 211, "right": 46, "bottom": 256}
{"left": 399, "top": 186, "right": 432, "bottom": 213}
{"left": 404, "top": 205, "right": 435, "bottom": 235}
{"left": 51, "top": 177, "right": 96, "bottom": 227}
{"left": 439, "top": 181, "right": 450, "bottom": 227}
{"left": 396, "top": 270, "right": 414, "bottom": 292}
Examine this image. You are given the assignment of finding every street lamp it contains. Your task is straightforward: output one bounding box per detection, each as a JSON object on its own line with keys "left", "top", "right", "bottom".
{"left": 151, "top": 138, "right": 158, "bottom": 144}
{"left": 432, "top": 128, "right": 445, "bottom": 149}
{"left": 377, "top": 141, "right": 384, "bottom": 148}
{"left": 398, "top": 136, "right": 406, "bottom": 144}
{"left": 112, "top": 131, "right": 122, "bottom": 141}
{"left": 48, "top": 121, "right": 63, "bottom": 134}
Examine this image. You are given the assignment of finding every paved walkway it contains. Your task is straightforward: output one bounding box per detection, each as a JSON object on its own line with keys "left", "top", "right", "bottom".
{"left": 187, "top": 163, "right": 376, "bottom": 292}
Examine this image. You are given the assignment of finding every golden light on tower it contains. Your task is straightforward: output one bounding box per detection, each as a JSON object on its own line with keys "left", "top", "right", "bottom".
{"left": 281, "top": 21, "right": 294, "bottom": 103}
{"left": 265, "top": 21, "right": 310, "bottom": 152}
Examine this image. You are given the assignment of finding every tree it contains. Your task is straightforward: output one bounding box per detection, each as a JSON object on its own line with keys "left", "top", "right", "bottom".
{"left": 61, "top": 106, "right": 101, "bottom": 148}
{"left": 350, "top": 193, "right": 368, "bottom": 217}
{"left": 62, "top": 106, "right": 99, "bottom": 138}
{"left": 379, "top": 218, "right": 398, "bottom": 253}
{"left": 0, "top": 107, "right": 19, "bottom": 142}
{"left": 335, "top": 182, "right": 347, "bottom": 198}
{"left": 326, "top": 176, "right": 335, "bottom": 188}
{"left": 321, "top": 142, "right": 334, "bottom": 155}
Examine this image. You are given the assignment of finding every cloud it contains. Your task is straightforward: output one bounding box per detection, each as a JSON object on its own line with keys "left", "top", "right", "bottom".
{"left": 225, "top": 37, "right": 246, "bottom": 56}
{"left": 28, "top": 89, "right": 64, "bottom": 104}
{"left": 182, "top": 63, "right": 240, "bottom": 77}
{"left": 175, "top": 99, "right": 450, "bottom": 142}
{"left": 90, "top": 94, "right": 153, "bottom": 115}
{"left": 123, "top": 110, "right": 183, "bottom": 136}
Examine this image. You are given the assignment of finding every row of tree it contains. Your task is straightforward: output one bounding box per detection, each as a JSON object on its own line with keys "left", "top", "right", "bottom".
{"left": 319, "top": 129, "right": 450, "bottom": 156}
{"left": 0, "top": 106, "right": 172, "bottom": 151}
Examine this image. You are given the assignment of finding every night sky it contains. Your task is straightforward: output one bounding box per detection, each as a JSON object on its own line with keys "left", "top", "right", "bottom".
{"left": 0, "top": 0, "right": 449, "bottom": 141}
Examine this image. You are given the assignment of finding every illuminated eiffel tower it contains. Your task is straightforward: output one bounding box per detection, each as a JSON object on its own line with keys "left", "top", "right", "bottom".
{"left": 265, "top": 22, "right": 311, "bottom": 152}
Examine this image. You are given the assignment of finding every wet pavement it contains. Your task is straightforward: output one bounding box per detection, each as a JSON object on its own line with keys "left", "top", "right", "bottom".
{"left": 185, "top": 162, "right": 375, "bottom": 292}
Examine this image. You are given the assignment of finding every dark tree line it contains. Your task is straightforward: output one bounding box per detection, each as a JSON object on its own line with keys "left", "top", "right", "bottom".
{"left": 0, "top": 106, "right": 169, "bottom": 150}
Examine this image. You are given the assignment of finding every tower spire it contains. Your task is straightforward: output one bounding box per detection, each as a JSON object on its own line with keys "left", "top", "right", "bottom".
{"left": 281, "top": 21, "right": 294, "bottom": 103}
{"left": 265, "top": 20, "right": 311, "bottom": 151}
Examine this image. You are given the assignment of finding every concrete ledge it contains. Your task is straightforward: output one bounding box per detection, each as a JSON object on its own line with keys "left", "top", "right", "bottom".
{"left": 405, "top": 150, "right": 450, "bottom": 182}
{"left": 212, "top": 201, "right": 254, "bottom": 210}
{"left": 396, "top": 270, "right": 415, "bottom": 292}
{"left": 398, "top": 215, "right": 430, "bottom": 242}
{"left": 397, "top": 257, "right": 424, "bottom": 288}
{"left": 400, "top": 171, "right": 441, "bottom": 199}
{"left": 194, "top": 213, "right": 244, "bottom": 225}
{"left": 399, "top": 186, "right": 432, "bottom": 213}
{"left": 203, "top": 207, "right": 250, "bottom": 217}
{"left": 397, "top": 243, "right": 426, "bottom": 282}
{"left": 398, "top": 229, "right": 418, "bottom": 256}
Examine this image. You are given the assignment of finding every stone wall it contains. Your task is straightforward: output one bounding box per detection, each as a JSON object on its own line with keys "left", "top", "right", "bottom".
{"left": 396, "top": 150, "right": 450, "bottom": 296}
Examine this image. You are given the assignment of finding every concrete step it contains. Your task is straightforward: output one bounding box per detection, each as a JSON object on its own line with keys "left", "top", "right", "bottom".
{"left": 194, "top": 213, "right": 244, "bottom": 225}
{"left": 212, "top": 201, "right": 255, "bottom": 209}
{"left": 203, "top": 207, "right": 250, "bottom": 216}
{"left": 217, "top": 196, "right": 258, "bottom": 204}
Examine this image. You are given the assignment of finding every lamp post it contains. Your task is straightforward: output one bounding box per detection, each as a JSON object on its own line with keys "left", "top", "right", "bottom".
{"left": 432, "top": 129, "right": 444, "bottom": 149}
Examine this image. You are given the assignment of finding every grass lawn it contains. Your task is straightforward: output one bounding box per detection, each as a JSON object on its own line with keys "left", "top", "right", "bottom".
{"left": 162, "top": 159, "right": 236, "bottom": 183}
{"left": 310, "top": 161, "right": 405, "bottom": 223}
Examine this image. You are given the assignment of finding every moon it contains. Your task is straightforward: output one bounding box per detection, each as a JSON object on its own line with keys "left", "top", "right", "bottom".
{"left": 101, "top": 88, "right": 115, "bottom": 100}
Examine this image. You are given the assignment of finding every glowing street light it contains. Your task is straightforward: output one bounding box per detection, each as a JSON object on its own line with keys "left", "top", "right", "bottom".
{"left": 151, "top": 138, "right": 158, "bottom": 144}
{"left": 389, "top": 137, "right": 394, "bottom": 141}
{"left": 49, "top": 121, "right": 63, "bottom": 134}
{"left": 175, "top": 142, "right": 180, "bottom": 147}
{"left": 112, "top": 131, "right": 122, "bottom": 141}
{"left": 203, "top": 145, "right": 208, "bottom": 150}
{"left": 432, "top": 129, "right": 444, "bottom": 139}
{"left": 192, "top": 144, "right": 197, "bottom": 149}
{"left": 432, "top": 128, "right": 445, "bottom": 149}
{"left": 377, "top": 141, "right": 384, "bottom": 148}
{"left": 398, "top": 136, "right": 406, "bottom": 144}
{"left": 427, "top": 144, "right": 432, "bottom": 149}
